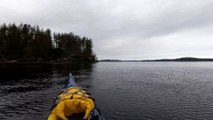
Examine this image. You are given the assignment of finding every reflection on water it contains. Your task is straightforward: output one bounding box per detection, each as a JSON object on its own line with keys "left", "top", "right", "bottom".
{"left": 0, "top": 62, "right": 213, "bottom": 120}
{"left": 0, "top": 63, "right": 94, "bottom": 120}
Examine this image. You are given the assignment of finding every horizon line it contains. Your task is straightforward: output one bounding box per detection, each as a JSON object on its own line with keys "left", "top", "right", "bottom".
{"left": 98, "top": 57, "right": 213, "bottom": 61}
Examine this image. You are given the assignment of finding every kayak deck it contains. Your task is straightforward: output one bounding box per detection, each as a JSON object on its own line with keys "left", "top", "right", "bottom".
{"left": 65, "top": 73, "right": 105, "bottom": 120}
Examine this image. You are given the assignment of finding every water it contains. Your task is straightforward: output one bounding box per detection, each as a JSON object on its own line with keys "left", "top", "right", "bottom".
{"left": 0, "top": 62, "right": 213, "bottom": 120}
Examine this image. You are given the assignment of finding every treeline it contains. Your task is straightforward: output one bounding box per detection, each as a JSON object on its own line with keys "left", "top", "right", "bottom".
{"left": 0, "top": 23, "right": 97, "bottom": 62}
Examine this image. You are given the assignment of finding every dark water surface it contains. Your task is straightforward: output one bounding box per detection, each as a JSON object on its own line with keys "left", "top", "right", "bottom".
{"left": 0, "top": 62, "right": 213, "bottom": 120}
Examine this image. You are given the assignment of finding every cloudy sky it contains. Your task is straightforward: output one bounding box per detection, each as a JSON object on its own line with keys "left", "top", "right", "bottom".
{"left": 1, "top": 0, "right": 213, "bottom": 60}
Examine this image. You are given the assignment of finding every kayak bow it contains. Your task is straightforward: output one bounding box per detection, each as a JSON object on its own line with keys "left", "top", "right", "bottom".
{"left": 47, "top": 73, "right": 105, "bottom": 120}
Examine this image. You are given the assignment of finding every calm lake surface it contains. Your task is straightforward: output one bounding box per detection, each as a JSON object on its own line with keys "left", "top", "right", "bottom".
{"left": 0, "top": 62, "right": 213, "bottom": 120}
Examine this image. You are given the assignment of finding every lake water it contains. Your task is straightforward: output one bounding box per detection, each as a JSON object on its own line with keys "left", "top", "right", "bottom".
{"left": 0, "top": 62, "right": 213, "bottom": 120}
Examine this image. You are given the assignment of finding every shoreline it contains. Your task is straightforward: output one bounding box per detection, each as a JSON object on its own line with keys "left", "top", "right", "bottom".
{"left": 0, "top": 60, "right": 97, "bottom": 64}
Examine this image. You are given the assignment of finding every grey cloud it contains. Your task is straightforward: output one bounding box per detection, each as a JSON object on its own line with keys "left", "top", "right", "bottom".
{"left": 1, "top": 0, "right": 213, "bottom": 59}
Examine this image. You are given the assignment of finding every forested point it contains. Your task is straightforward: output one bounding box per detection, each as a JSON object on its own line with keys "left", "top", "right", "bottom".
{"left": 0, "top": 23, "right": 97, "bottom": 63}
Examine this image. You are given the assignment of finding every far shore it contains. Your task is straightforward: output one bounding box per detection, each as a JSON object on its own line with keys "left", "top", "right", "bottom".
{"left": 1, "top": 57, "right": 213, "bottom": 64}
{"left": 99, "top": 57, "right": 213, "bottom": 62}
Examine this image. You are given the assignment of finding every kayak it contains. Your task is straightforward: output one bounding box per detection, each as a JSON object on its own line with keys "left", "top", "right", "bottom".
{"left": 47, "top": 73, "right": 105, "bottom": 120}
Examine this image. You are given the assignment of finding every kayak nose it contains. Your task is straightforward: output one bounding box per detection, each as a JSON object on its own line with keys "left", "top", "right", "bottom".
{"left": 64, "top": 72, "right": 77, "bottom": 88}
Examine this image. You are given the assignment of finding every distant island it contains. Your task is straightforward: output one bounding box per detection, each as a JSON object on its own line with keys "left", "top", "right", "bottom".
{"left": 143, "top": 57, "right": 213, "bottom": 62}
{"left": 0, "top": 23, "right": 97, "bottom": 63}
{"left": 99, "top": 57, "right": 213, "bottom": 62}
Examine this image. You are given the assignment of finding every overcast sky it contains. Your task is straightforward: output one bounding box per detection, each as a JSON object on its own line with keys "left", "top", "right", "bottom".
{"left": 1, "top": 0, "right": 213, "bottom": 60}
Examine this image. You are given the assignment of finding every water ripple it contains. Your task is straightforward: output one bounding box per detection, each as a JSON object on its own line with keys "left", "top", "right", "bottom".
{"left": 1, "top": 62, "right": 213, "bottom": 120}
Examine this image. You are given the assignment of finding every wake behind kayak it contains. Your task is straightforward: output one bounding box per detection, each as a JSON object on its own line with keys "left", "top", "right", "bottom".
{"left": 47, "top": 73, "right": 105, "bottom": 120}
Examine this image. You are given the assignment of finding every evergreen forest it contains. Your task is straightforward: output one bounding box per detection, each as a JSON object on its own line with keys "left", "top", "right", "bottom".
{"left": 0, "top": 23, "right": 97, "bottom": 62}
